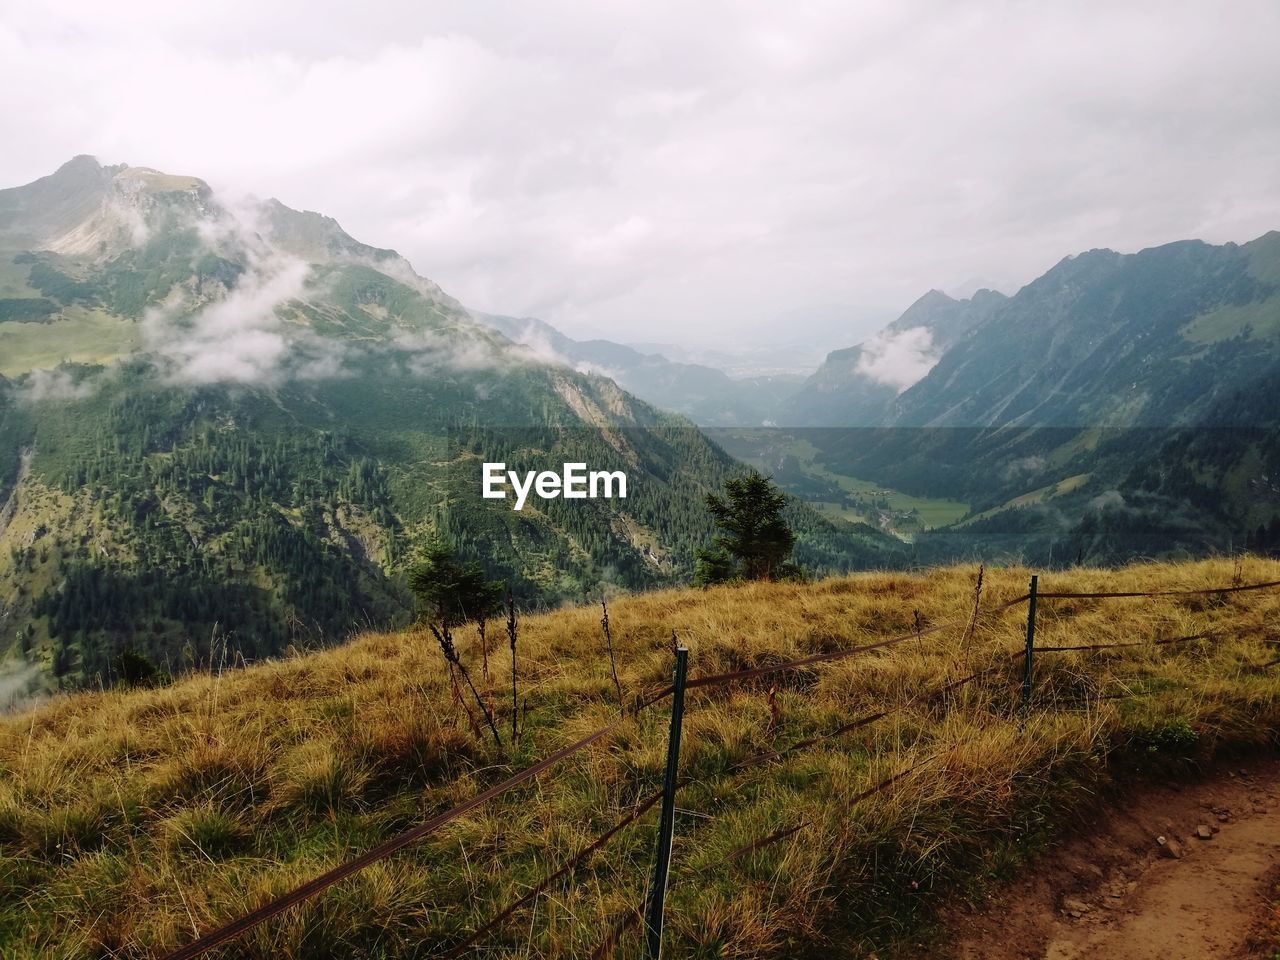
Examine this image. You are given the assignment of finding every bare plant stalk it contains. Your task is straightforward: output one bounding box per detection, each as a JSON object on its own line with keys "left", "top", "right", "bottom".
{"left": 477, "top": 618, "right": 494, "bottom": 719}
{"left": 962, "top": 564, "right": 984, "bottom": 652}
{"left": 913, "top": 608, "right": 924, "bottom": 654}
{"left": 443, "top": 658, "right": 476, "bottom": 735}
{"left": 600, "top": 598, "right": 624, "bottom": 713}
{"left": 506, "top": 591, "right": 519, "bottom": 745}
{"left": 430, "top": 622, "right": 503, "bottom": 749}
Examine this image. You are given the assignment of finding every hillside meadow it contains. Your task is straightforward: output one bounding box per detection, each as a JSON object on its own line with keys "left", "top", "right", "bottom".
{"left": 1, "top": 557, "right": 1278, "bottom": 958}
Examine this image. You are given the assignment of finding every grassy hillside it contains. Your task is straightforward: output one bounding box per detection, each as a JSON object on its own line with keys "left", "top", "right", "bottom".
{"left": 1, "top": 556, "right": 1277, "bottom": 958}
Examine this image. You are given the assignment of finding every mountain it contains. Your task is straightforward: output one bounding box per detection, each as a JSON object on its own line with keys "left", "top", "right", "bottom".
{"left": 887, "top": 236, "right": 1280, "bottom": 428}
{"left": 471, "top": 311, "right": 801, "bottom": 426}
{"left": 0, "top": 157, "right": 896, "bottom": 689}
{"left": 781, "top": 233, "right": 1280, "bottom": 562}
{"left": 777, "top": 288, "right": 1006, "bottom": 426}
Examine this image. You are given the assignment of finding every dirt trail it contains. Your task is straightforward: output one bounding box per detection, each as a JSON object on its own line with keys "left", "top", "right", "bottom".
{"left": 925, "top": 756, "right": 1280, "bottom": 960}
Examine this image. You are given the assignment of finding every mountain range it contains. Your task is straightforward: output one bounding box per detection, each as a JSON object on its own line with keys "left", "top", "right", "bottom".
{"left": 732, "top": 231, "right": 1280, "bottom": 563}
{"left": 470, "top": 311, "right": 803, "bottom": 426}
{"left": 3, "top": 155, "right": 1278, "bottom": 695}
{"left": 0, "top": 157, "right": 891, "bottom": 691}
{"left": 472, "top": 227, "right": 1280, "bottom": 564}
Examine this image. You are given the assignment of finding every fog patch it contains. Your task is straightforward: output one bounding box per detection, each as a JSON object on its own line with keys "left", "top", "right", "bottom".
{"left": 493, "top": 319, "right": 614, "bottom": 378}
{"left": 0, "top": 659, "right": 47, "bottom": 714}
{"left": 144, "top": 254, "right": 312, "bottom": 385}
{"left": 854, "top": 326, "right": 941, "bottom": 392}
{"left": 1002, "top": 455, "right": 1048, "bottom": 482}
{"left": 507, "top": 321, "right": 574, "bottom": 367}
{"left": 17, "top": 367, "right": 102, "bottom": 403}
{"left": 1088, "top": 489, "right": 1127, "bottom": 512}
{"left": 395, "top": 326, "right": 534, "bottom": 376}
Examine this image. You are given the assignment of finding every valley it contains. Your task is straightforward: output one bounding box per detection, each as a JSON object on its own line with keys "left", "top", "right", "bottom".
{"left": 479, "top": 235, "right": 1280, "bottom": 568}
{"left": 709, "top": 429, "right": 971, "bottom": 540}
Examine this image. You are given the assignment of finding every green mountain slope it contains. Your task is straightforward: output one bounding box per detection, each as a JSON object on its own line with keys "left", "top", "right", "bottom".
{"left": 0, "top": 158, "right": 897, "bottom": 689}
{"left": 888, "top": 236, "right": 1280, "bottom": 428}
{"left": 758, "top": 234, "right": 1280, "bottom": 563}
{"left": 778, "top": 288, "right": 1006, "bottom": 427}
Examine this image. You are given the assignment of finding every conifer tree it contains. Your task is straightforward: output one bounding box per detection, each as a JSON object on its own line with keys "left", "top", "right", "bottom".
{"left": 695, "top": 470, "right": 799, "bottom": 585}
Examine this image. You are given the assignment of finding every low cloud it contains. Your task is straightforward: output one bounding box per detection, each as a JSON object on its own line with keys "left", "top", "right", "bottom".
{"left": 17, "top": 367, "right": 102, "bottom": 403}
{"left": 144, "top": 253, "right": 314, "bottom": 386}
{"left": 501, "top": 319, "right": 616, "bottom": 378}
{"left": 116, "top": 193, "right": 548, "bottom": 389}
{"left": 1002, "top": 455, "right": 1048, "bottom": 481}
{"left": 502, "top": 320, "right": 573, "bottom": 366}
{"left": 394, "top": 324, "right": 548, "bottom": 378}
{"left": 1088, "top": 489, "right": 1127, "bottom": 513}
{"left": 854, "top": 326, "right": 940, "bottom": 392}
{"left": 0, "top": 659, "right": 46, "bottom": 714}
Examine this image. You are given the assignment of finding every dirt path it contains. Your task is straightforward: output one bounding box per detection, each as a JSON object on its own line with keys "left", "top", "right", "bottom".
{"left": 922, "top": 756, "right": 1280, "bottom": 960}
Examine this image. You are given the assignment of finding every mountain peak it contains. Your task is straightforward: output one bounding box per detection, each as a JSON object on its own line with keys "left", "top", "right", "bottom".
{"left": 55, "top": 154, "right": 105, "bottom": 174}
{"left": 887, "top": 288, "right": 959, "bottom": 332}
{"left": 0, "top": 155, "right": 123, "bottom": 246}
{"left": 112, "top": 165, "right": 211, "bottom": 200}
{"left": 260, "top": 197, "right": 394, "bottom": 263}
{"left": 918, "top": 288, "right": 956, "bottom": 306}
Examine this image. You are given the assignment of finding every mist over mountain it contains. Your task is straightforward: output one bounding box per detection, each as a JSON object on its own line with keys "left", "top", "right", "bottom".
{"left": 0, "top": 157, "right": 893, "bottom": 687}
{"left": 752, "top": 231, "right": 1280, "bottom": 564}
{"left": 4, "top": 154, "right": 1279, "bottom": 691}
{"left": 471, "top": 311, "right": 802, "bottom": 426}
{"left": 778, "top": 288, "right": 1007, "bottom": 427}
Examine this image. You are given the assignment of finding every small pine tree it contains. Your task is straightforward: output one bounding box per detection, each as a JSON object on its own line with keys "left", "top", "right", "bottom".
{"left": 695, "top": 470, "right": 799, "bottom": 585}
{"left": 407, "top": 542, "right": 504, "bottom": 628}
{"left": 407, "top": 542, "right": 505, "bottom": 747}
{"left": 693, "top": 546, "right": 736, "bottom": 587}
{"left": 110, "top": 648, "right": 158, "bottom": 687}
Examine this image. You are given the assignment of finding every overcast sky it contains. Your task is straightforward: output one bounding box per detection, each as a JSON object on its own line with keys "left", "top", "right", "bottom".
{"left": 2, "top": 0, "right": 1279, "bottom": 349}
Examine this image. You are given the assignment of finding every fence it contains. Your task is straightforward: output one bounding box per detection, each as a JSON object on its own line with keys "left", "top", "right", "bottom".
{"left": 160, "top": 574, "right": 1280, "bottom": 960}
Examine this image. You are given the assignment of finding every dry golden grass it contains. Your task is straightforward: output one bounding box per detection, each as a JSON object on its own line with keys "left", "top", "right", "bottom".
{"left": 1, "top": 556, "right": 1278, "bottom": 958}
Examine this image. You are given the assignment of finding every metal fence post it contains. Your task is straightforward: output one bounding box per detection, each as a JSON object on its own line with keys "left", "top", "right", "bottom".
{"left": 1021, "top": 574, "right": 1039, "bottom": 713}
{"left": 644, "top": 646, "right": 688, "bottom": 959}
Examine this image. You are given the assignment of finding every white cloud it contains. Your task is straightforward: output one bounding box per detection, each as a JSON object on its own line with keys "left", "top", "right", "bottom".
{"left": 1, "top": 0, "right": 1279, "bottom": 349}
{"left": 17, "top": 367, "right": 101, "bottom": 402}
{"left": 144, "top": 254, "right": 312, "bottom": 386}
{"left": 855, "top": 327, "right": 939, "bottom": 392}
{"left": 0, "top": 658, "right": 45, "bottom": 713}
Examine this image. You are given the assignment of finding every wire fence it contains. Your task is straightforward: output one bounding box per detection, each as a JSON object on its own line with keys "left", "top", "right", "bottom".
{"left": 159, "top": 572, "right": 1280, "bottom": 960}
